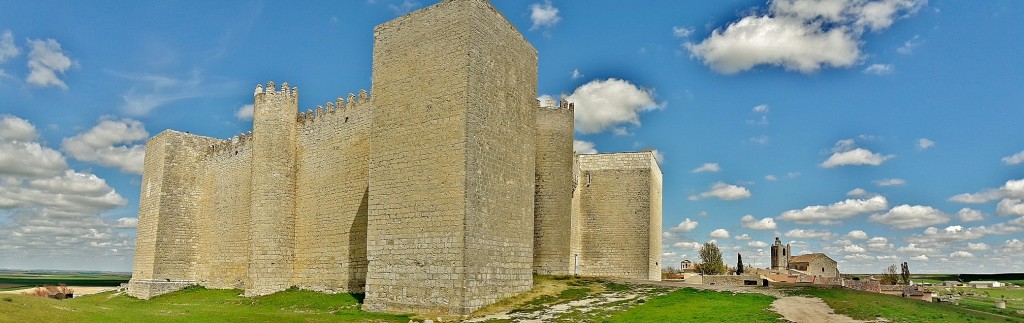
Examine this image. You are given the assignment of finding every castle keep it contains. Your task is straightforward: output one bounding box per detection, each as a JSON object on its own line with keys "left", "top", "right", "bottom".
{"left": 127, "top": 0, "right": 662, "bottom": 315}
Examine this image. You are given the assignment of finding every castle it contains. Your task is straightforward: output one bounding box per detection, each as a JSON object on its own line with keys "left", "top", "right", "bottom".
{"left": 127, "top": 0, "right": 662, "bottom": 315}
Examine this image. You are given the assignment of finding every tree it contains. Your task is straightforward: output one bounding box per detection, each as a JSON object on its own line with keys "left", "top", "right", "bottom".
{"left": 736, "top": 253, "right": 744, "bottom": 275}
{"left": 699, "top": 242, "right": 726, "bottom": 275}
{"left": 881, "top": 264, "right": 900, "bottom": 285}
{"left": 900, "top": 262, "right": 911, "bottom": 285}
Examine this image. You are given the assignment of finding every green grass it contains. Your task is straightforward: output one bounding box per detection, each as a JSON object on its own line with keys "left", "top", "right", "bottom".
{"left": 604, "top": 288, "right": 780, "bottom": 323}
{"left": 0, "top": 286, "right": 410, "bottom": 323}
{"left": 787, "top": 285, "right": 1017, "bottom": 322}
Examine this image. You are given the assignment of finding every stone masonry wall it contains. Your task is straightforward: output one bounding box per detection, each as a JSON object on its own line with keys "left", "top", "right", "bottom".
{"left": 365, "top": 0, "right": 471, "bottom": 314}
{"left": 533, "top": 103, "right": 574, "bottom": 275}
{"left": 247, "top": 83, "right": 298, "bottom": 296}
{"left": 647, "top": 155, "right": 663, "bottom": 281}
{"left": 195, "top": 135, "right": 253, "bottom": 290}
{"left": 462, "top": 0, "right": 537, "bottom": 311}
{"left": 577, "top": 152, "right": 662, "bottom": 281}
{"left": 293, "top": 94, "right": 372, "bottom": 293}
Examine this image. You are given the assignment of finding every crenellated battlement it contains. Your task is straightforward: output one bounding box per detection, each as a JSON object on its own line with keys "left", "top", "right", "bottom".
{"left": 254, "top": 81, "right": 299, "bottom": 98}
{"left": 297, "top": 89, "right": 371, "bottom": 125}
{"left": 207, "top": 131, "right": 255, "bottom": 157}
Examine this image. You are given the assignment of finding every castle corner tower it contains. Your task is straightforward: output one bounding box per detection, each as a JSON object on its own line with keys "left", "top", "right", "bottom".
{"left": 365, "top": 0, "right": 538, "bottom": 315}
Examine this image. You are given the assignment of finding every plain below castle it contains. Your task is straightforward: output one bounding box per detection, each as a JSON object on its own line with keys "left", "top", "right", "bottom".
{"left": 127, "top": 0, "right": 662, "bottom": 315}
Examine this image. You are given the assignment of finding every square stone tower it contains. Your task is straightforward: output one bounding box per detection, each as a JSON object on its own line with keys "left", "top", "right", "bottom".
{"left": 364, "top": 0, "right": 538, "bottom": 315}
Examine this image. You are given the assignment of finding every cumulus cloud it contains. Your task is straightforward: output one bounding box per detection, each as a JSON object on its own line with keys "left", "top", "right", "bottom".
{"left": 113, "top": 217, "right": 139, "bottom": 228}
{"left": 571, "top": 68, "right": 582, "bottom": 80}
{"left": 691, "top": 163, "right": 720, "bottom": 173}
{"left": 778, "top": 195, "right": 888, "bottom": 225}
{"left": 957, "top": 208, "right": 985, "bottom": 222}
{"left": 1003, "top": 151, "right": 1024, "bottom": 165}
{"left": 670, "top": 218, "right": 699, "bottom": 233}
{"left": 997, "top": 199, "right": 1024, "bottom": 216}
{"left": 949, "top": 251, "right": 974, "bottom": 258}
{"left": 710, "top": 228, "right": 730, "bottom": 239}
{"left": 690, "top": 182, "right": 752, "bottom": 201}
{"left": 949, "top": 179, "right": 1024, "bottom": 204}
{"left": 846, "top": 230, "right": 869, "bottom": 240}
{"left": 866, "top": 237, "right": 893, "bottom": 251}
{"left": 741, "top": 215, "right": 777, "bottom": 230}
{"left": 1004, "top": 239, "right": 1024, "bottom": 252}
{"left": 783, "top": 229, "right": 833, "bottom": 240}
{"left": 568, "top": 78, "right": 661, "bottom": 134}
{"left": 573, "top": 140, "right": 597, "bottom": 154}
{"left": 62, "top": 118, "right": 149, "bottom": 174}
{"left": 0, "top": 114, "right": 38, "bottom": 141}
{"left": 965, "top": 242, "right": 989, "bottom": 251}
{"left": 897, "top": 243, "right": 936, "bottom": 254}
{"left": 0, "top": 30, "right": 19, "bottom": 76}
{"left": 735, "top": 233, "right": 751, "bottom": 240}
{"left": 846, "top": 188, "right": 869, "bottom": 197}
{"left": 26, "top": 39, "right": 75, "bottom": 89}
{"left": 911, "top": 254, "right": 928, "bottom": 261}
{"left": 874, "top": 178, "right": 905, "bottom": 187}
{"left": 765, "top": 175, "right": 778, "bottom": 181}
{"left": 748, "top": 241, "right": 768, "bottom": 248}
{"left": 864, "top": 63, "right": 894, "bottom": 75}
{"left": 0, "top": 116, "right": 67, "bottom": 178}
{"left": 685, "top": 0, "right": 925, "bottom": 74}
{"left": 529, "top": 1, "right": 561, "bottom": 31}
{"left": 844, "top": 245, "right": 866, "bottom": 253}
{"left": 673, "top": 26, "right": 695, "bottom": 38}
{"left": 869, "top": 205, "right": 951, "bottom": 229}
{"left": 235, "top": 103, "right": 254, "bottom": 120}
{"left": 0, "top": 116, "right": 134, "bottom": 269}
{"left": 917, "top": 138, "right": 935, "bottom": 150}
{"left": 673, "top": 241, "right": 703, "bottom": 251}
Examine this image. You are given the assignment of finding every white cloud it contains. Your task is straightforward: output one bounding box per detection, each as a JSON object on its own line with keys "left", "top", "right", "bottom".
{"left": 996, "top": 199, "right": 1024, "bottom": 216}
{"left": 752, "top": 104, "right": 769, "bottom": 113}
{"left": 672, "top": 26, "right": 694, "bottom": 38}
{"left": 965, "top": 242, "right": 989, "bottom": 251}
{"left": 0, "top": 114, "right": 38, "bottom": 141}
{"left": 741, "top": 215, "right": 777, "bottom": 230}
{"left": 950, "top": 251, "right": 974, "bottom": 258}
{"left": 897, "top": 35, "right": 923, "bottom": 55}
{"left": 957, "top": 208, "right": 985, "bottom": 222}
{"left": 917, "top": 138, "right": 935, "bottom": 150}
{"left": 685, "top": 0, "right": 924, "bottom": 74}
{"left": 568, "top": 78, "right": 661, "bottom": 134}
{"left": 898, "top": 243, "right": 937, "bottom": 254}
{"left": 0, "top": 30, "right": 19, "bottom": 76}
{"left": 62, "top": 118, "right": 148, "bottom": 175}
{"left": 765, "top": 175, "right": 778, "bottom": 181}
{"left": 747, "top": 135, "right": 770, "bottom": 144}
{"left": 113, "top": 217, "right": 138, "bottom": 228}
{"left": 844, "top": 245, "right": 866, "bottom": 253}
{"left": 748, "top": 241, "right": 768, "bottom": 248}
{"left": 874, "top": 178, "right": 905, "bottom": 187}
{"left": 691, "top": 163, "right": 720, "bottom": 173}
{"left": 783, "top": 229, "right": 833, "bottom": 240}
{"left": 1004, "top": 239, "right": 1024, "bottom": 252}
{"left": 387, "top": 0, "right": 421, "bottom": 15}
{"left": 529, "top": 1, "right": 561, "bottom": 31}
{"left": 864, "top": 63, "right": 894, "bottom": 75}
{"left": 116, "top": 71, "right": 205, "bottom": 116}
{"left": 778, "top": 195, "right": 888, "bottom": 225}
{"left": 822, "top": 148, "right": 892, "bottom": 168}
{"left": 846, "top": 188, "right": 869, "bottom": 197}
{"left": 573, "top": 140, "right": 597, "bottom": 154}
{"left": 869, "top": 205, "right": 951, "bottom": 229}
{"left": 844, "top": 254, "right": 874, "bottom": 261}
{"left": 571, "top": 68, "right": 582, "bottom": 80}
{"left": 1003, "top": 151, "right": 1024, "bottom": 165}
{"left": 26, "top": 39, "right": 74, "bottom": 89}
{"left": 846, "top": 230, "right": 868, "bottom": 240}
{"left": 866, "top": 237, "right": 892, "bottom": 251}
{"left": 911, "top": 254, "right": 928, "bottom": 261}
{"left": 651, "top": 149, "right": 665, "bottom": 164}
{"left": 691, "top": 182, "right": 752, "bottom": 201}
{"left": 670, "top": 218, "right": 699, "bottom": 233}
{"left": 710, "top": 228, "right": 731, "bottom": 239}
{"left": 735, "top": 233, "right": 751, "bottom": 240}
{"left": 950, "top": 179, "right": 1024, "bottom": 204}
{"left": 235, "top": 103, "right": 254, "bottom": 120}
{"left": 673, "top": 241, "right": 702, "bottom": 251}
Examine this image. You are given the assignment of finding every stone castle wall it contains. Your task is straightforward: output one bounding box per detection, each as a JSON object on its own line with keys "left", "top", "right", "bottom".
{"left": 128, "top": 0, "right": 661, "bottom": 314}
{"left": 577, "top": 152, "right": 662, "bottom": 281}
{"left": 533, "top": 103, "right": 575, "bottom": 275}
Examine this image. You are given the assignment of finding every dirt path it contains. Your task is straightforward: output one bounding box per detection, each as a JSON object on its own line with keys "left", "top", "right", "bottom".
{"left": 771, "top": 296, "right": 864, "bottom": 323}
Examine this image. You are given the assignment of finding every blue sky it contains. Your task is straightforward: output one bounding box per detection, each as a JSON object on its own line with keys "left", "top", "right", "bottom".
{"left": 1, "top": 0, "right": 1022, "bottom": 274}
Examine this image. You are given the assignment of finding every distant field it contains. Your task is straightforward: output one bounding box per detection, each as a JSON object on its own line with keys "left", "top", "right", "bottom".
{"left": 787, "top": 285, "right": 1021, "bottom": 322}
{"left": 0, "top": 273, "right": 130, "bottom": 291}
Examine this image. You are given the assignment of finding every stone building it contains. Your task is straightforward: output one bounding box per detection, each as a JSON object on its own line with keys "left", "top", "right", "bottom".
{"left": 126, "top": 0, "right": 662, "bottom": 316}
{"left": 769, "top": 237, "right": 839, "bottom": 278}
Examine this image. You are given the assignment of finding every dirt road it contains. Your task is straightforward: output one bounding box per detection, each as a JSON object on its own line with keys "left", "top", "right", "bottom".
{"left": 771, "top": 296, "right": 864, "bottom": 323}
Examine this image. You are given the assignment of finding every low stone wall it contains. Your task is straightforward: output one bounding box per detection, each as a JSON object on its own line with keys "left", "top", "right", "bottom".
{"left": 703, "top": 274, "right": 761, "bottom": 286}
{"left": 126, "top": 279, "right": 195, "bottom": 299}
{"left": 843, "top": 280, "right": 881, "bottom": 293}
